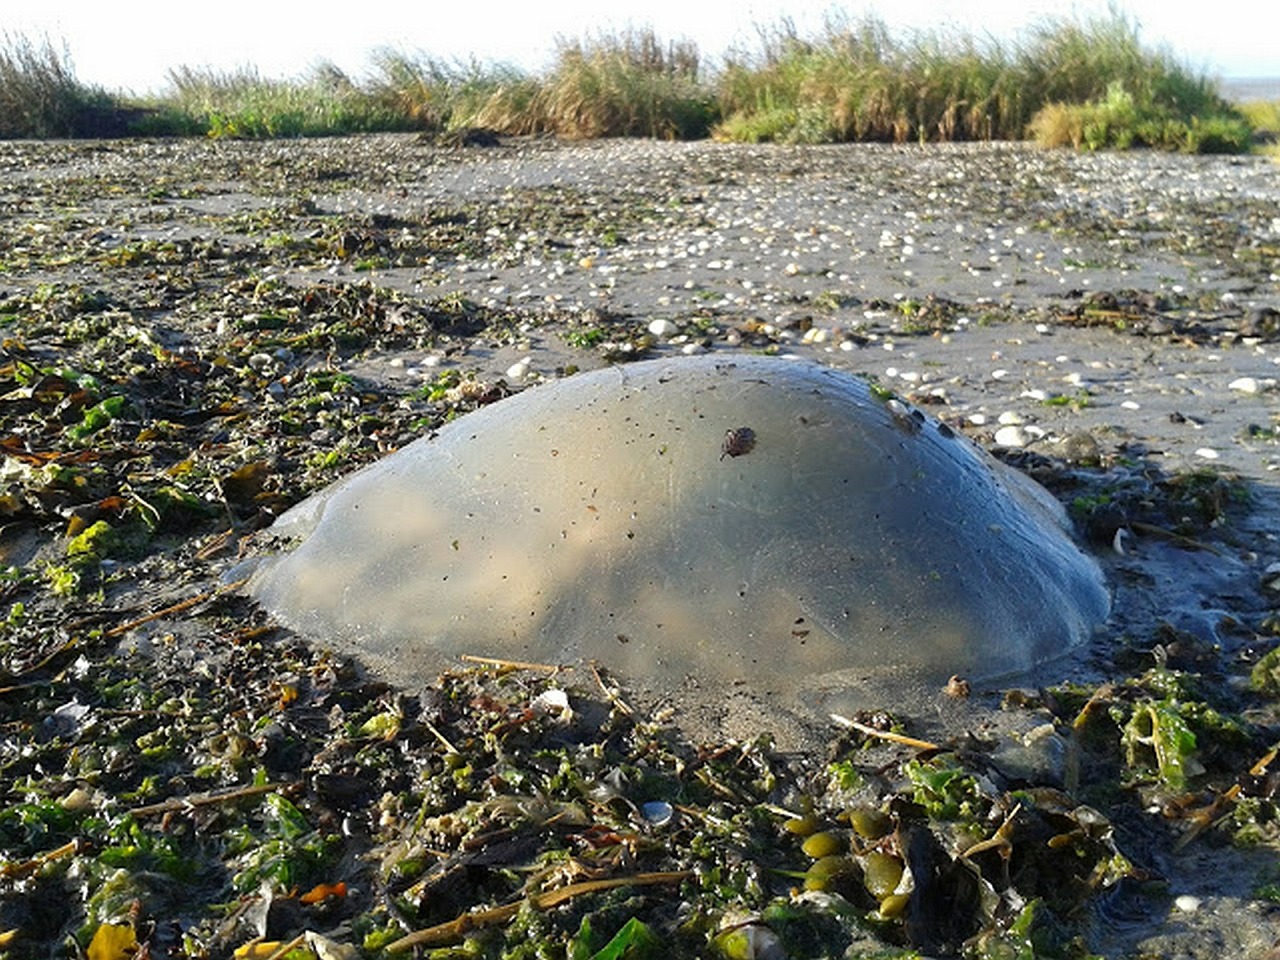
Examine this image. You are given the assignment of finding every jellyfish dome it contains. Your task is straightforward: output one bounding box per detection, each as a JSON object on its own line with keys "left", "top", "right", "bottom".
{"left": 247, "top": 355, "right": 1108, "bottom": 711}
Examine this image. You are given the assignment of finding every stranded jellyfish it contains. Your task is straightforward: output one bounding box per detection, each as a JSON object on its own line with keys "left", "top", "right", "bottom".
{"left": 246, "top": 355, "right": 1108, "bottom": 712}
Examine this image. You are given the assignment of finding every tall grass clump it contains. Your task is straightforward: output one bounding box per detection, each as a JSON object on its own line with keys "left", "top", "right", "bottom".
{"left": 0, "top": 33, "right": 123, "bottom": 137}
{"left": 1023, "top": 15, "right": 1250, "bottom": 152}
{"left": 364, "top": 50, "right": 517, "bottom": 133}
{"left": 473, "top": 29, "right": 718, "bottom": 139}
{"left": 715, "top": 16, "right": 1032, "bottom": 144}
{"left": 162, "top": 62, "right": 419, "bottom": 138}
{"left": 714, "top": 12, "right": 1250, "bottom": 152}
{"left": 1238, "top": 99, "right": 1280, "bottom": 159}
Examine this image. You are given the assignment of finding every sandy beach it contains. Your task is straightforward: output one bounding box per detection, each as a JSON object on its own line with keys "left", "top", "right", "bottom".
{"left": 2, "top": 134, "right": 1279, "bottom": 957}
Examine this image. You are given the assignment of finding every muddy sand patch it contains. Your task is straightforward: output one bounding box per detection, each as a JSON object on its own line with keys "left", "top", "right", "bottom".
{"left": 1, "top": 136, "right": 1279, "bottom": 958}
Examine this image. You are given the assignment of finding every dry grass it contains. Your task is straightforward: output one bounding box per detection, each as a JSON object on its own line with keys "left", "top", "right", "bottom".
{"left": 473, "top": 29, "right": 716, "bottom": 139}
{"left": 0, "top": 17, "right": 1256, "bottom": 151}
{"left": 0, "top": 33, "right": 120, "bottom": 137}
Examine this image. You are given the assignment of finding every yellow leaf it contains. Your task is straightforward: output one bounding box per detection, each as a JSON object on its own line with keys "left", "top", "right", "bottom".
{"left": 87, "top": 922, "right": 137, "bottom": 960}
{"left": 234, "top": 942, "right": 284, "bottom": 960}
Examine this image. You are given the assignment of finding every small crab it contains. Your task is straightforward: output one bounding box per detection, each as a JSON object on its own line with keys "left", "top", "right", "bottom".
{"left": 720, "top": 426, "right": 757, "bottom": 460}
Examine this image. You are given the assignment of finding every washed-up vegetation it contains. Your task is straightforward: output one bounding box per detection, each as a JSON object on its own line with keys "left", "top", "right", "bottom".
{"left": 1, "top": 126, "right": 1279, "bottom": 957}
{"left": 0, "top": 14, "right": 1259, "bottom": 151}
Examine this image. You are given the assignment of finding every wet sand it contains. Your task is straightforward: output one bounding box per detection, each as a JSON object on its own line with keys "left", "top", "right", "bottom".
{"left": 2, "top": 135, "right": 1278, "bottom": 956}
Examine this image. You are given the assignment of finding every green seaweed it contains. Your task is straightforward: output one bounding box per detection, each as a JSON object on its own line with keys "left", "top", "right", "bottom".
{"left": 1121, "top": 699, "right": 1198, "bottom": 790}
{"left": 905, "top": 758, "right": 984, "bottom": 821}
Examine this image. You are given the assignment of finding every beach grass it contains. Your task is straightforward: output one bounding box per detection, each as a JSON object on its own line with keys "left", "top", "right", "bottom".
{"left": 157, "top": 62, "right": 421, "bottom": 138}
{"left": 472, "top": 29, "right": 717, "bottom": 139}
{"left": 1239, "top": 99, "right": 1280, "bottom": 158}
{"left": 0, "top": 33, "right": 124, "bottom": 137}
{"left": 0, "top": 17, "right": 1256, "bottom": 151}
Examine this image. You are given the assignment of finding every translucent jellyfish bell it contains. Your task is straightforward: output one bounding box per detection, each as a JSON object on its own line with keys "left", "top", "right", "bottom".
{"left": 247, "top": 355, "right": 1108, "bottom": 712}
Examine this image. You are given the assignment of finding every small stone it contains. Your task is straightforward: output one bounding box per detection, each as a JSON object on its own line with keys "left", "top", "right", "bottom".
{"left": 1174, "top": 895, "right": 1201, "bottom": 913}
{"left": 248, "top": 352, "right": 274, "bottom": 372}
{"left": 648, "top": 318, "right": 679, "bottom": 337}
{"left": 1229, "top": 377, "right": 1260, "bottom": 394}
{"left": 994, "top": 425, "right": 1029, "bottom": 447}
{"left": 681, "top": 342, "right": 708, "bottom": 356}
{"left": 506, "top": 358, "right": 531, "bottom": 380}
{"left": 1194, "top": 448, "right": 1220, "bottom": 460}
{"left": 1060, "top": 432, "right": 1100, "bottom": 464}
{"left": 997, "top": 411, "right": 1024, "bottom": 425}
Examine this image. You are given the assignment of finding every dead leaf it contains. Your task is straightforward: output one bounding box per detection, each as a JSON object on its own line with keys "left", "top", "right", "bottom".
{"left": 87, "top": 922, "right": 138, "bottom": 960}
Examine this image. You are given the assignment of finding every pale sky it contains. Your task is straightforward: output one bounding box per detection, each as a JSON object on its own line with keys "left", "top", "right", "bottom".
{"left": 4, "top": 0, "right": 1277, "bottom": 95}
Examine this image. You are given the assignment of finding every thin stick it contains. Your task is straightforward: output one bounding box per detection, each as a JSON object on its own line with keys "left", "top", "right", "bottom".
{"left": 104, "top": 577, "right": 249, "bottom": 639}
{"left": 589, "top": 661, "right": 634, "bottom": 718}
{"left": 459, "top": 653, "right": 566, "bottom": 673}
{"left": 129, "top": 780, "right": 297, "bottom": 818}
{"left": 194, "top": 527, "right": 238, "bottom": 561}
{"left": 830, "top": 714, "right": 939, "bottom": 752}
{"left": 386, "top": 870, "right": 693, "bottom": 953}
{"left": 264, "top": 934, "right": 307, "bottom": 960}
{"left": 0, "top": 838, "right": 81, "bottom": 880}
{"left": 1175, "top": 744, "right": 1279, "bottom": 850}
{"left": 421, "top": 717, "right": 460, "bottom": 755}
{"left": 1128, "top": 521, "right": 1222, "bottom": 556}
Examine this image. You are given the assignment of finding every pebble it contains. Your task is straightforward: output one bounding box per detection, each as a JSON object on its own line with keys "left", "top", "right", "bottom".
{"left": 506, "top": 358, "right": 531, "bottom": 379}
{"left": 681, "top": 342, "right": 708, "bottom": 355}
{"left": 994, "top": 425, "right": 1030, "bottom": 447}
{"left": 1174, "top": 895, "right": 1202, "bottom": 913}
{"left": 648, "top": 318, "right": 679, "bottom": 337}
{"left": 997, "top": 411, "right": 1025, "bottom": 425}
{"left": 1229, "top": 376, "right": 1260, "bottom": 394}
{"left": 1194, "top": 448, "right": 1220, "bottom": 460}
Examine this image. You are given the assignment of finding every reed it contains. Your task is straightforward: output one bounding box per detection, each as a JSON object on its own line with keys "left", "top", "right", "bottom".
{"left": 0, "top": 16, "right": 1255, "bottom": 153}
{"left": 472, "top": 29, "right": 717, "bottom": 139}
{"left": 162, "top": 62, "right": 414, "bottom": 138}
{"left": 712, "top": 12, "right": 1246, "bottom": 150}
{"left": 0, "top": 33, "right": 120, "bottom": 137}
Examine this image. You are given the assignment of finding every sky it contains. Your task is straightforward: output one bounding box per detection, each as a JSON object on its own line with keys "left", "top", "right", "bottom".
{"left": 4, "top": 0, "right": 1277, "bottom": 95}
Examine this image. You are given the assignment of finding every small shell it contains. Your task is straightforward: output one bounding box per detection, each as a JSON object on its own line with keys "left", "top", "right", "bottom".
{"left": 530, "top": 688, "right": 573, "bottom": 721}
{"left": 640, "top": 800, "right": 675, "bottom": 827}
{"left": 720, "top": 426, "right": 757, "bottom": 460}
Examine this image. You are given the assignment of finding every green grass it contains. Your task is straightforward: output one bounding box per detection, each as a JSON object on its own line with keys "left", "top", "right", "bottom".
{"left": 714, "top": 11, "right": 1247, "bottom": 149}
{"left": 0, "top": 17, "right": 1258, "bottom": 152}
{"left": 157, "top": 62, "right": 421, "bottom": 138}
{"left": 1239, "top": 99, "right": 1280, "bottom": 159}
